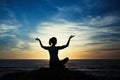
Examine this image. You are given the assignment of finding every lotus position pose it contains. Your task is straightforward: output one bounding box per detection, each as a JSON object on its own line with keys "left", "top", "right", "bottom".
{"left": 35, "top": 35, "right": 74, "bottom": 68}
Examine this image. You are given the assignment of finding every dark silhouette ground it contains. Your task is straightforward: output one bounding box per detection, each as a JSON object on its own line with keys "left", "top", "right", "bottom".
{"left": 0, "top": 68, "right": 119, "bottom": 80}
{"left": 0, "top": 68, "right": 97, "bottom": 80}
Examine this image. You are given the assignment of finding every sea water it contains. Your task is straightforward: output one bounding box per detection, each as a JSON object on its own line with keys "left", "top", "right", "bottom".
{"left": 0, "top": 59, "right": 120, "bottom": 78}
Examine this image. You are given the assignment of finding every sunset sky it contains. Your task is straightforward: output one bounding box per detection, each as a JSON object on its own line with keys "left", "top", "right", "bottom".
{"left": 0, "top": 0, "right": 120, "bottom": 59}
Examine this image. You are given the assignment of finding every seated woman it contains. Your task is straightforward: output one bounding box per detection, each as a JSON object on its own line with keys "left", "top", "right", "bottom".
{"left": 35, "top": 35, "right": 74, "bottom": 68}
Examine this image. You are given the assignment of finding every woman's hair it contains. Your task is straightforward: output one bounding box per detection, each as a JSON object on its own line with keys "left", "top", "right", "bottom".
{"left": 49, "top": 37, "right": 57, "bottom": 46}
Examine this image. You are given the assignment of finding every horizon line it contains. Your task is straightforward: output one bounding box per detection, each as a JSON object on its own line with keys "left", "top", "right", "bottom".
{"left": 0, "top": 58, "right": 120, "bottom": 60}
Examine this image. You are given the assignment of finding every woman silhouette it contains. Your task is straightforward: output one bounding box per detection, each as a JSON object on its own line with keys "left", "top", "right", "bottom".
{"left": 35, "top": 35, "right": 74, "bottom": 68}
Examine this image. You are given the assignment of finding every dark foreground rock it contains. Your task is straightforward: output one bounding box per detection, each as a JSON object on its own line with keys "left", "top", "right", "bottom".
{"left": 0, "top": 68, "right": 97, "bottom": 80}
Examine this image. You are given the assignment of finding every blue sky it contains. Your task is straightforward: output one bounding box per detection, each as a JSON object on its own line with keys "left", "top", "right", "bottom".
{"left": 0, "top": 0, "right": 120, "bottom": 59}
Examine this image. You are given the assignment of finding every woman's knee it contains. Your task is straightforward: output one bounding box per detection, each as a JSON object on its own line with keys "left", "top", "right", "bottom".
{"left": 65, "top": 57, "right": 69, "bottom": 61}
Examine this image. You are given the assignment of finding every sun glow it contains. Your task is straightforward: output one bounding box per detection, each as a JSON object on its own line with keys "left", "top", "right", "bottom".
{"left": 27, "top": 19, "right": 98, "bottom": 59}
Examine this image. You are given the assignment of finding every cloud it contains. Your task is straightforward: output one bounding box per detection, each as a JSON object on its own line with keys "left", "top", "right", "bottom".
{"left": 85, "top": 43, "right": 105, "bottom": 46}
{"left": 85, "top": 15, "right": 120, "bottom": 27}
{"left": 30, "top": 19, "right": 94, "bottom": 47}
{"left": 31, "top": 13, "right": 120, "bottom": 41}
{"left": 0, "top": 22, "right": 29, "bottom": 54}
{"left": 0, "top": 24, "right": 19, "bottom": 39}
{"left": 57, "top": 6, "right": 83, "bottom": 15}
{"left": 0, "top": 34, "right": 16, "bottom": 38}
{"left": 0, "top": 2, "right": 18, "bottom": 25}
{"left": 53, "top": 5, "right": 86, "bottom": 22}
{"left": 1, "top": 13, "right": 120, "bottom": 57}
{"left": 86, "top": 47, "right": 120, "bottom": 52}
{"left": 0, "top": 24, "right": 17, "bottom": 33}
{"left": 0, "top": 0, "right": 120, "bottom": 59}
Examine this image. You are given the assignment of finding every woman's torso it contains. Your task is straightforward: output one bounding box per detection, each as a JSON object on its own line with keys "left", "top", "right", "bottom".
{"left": 48, "top": 46, "right": 59, "bottom": 62}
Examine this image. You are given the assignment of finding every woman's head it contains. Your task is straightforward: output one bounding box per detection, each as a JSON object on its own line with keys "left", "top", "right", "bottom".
{"left": 49, "top": 37, "right": 57, "bottom": 46}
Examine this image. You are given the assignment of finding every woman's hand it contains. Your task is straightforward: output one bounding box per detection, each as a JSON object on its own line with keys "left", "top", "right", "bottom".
{"left": 69, "top": 35, "right": 75, "bottom": 39}
{"left": 35, "top": 37, "right": 40, "bottom": 41}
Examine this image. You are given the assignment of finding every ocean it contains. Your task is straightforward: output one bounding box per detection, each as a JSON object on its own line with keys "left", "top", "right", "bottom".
{"left": 0, "top": 59, "right": 120, "bottom": 78}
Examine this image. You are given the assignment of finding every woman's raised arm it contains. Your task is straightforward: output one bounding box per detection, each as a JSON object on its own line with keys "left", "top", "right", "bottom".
{"left": 35, "top": 37, "right": 49, "bottom": 50}
{"left": 58, "top": 35, "right": 75, "bottom": 50}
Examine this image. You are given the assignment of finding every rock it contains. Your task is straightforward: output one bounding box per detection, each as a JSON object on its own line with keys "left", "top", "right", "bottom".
{"left": 0, "top": 68, "right": 97, "bottom": 80}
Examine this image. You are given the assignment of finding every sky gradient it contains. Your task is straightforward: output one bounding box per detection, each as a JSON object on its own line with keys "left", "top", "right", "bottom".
{"left": 0, "top": 0, "right": 120, "bottom": 59}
